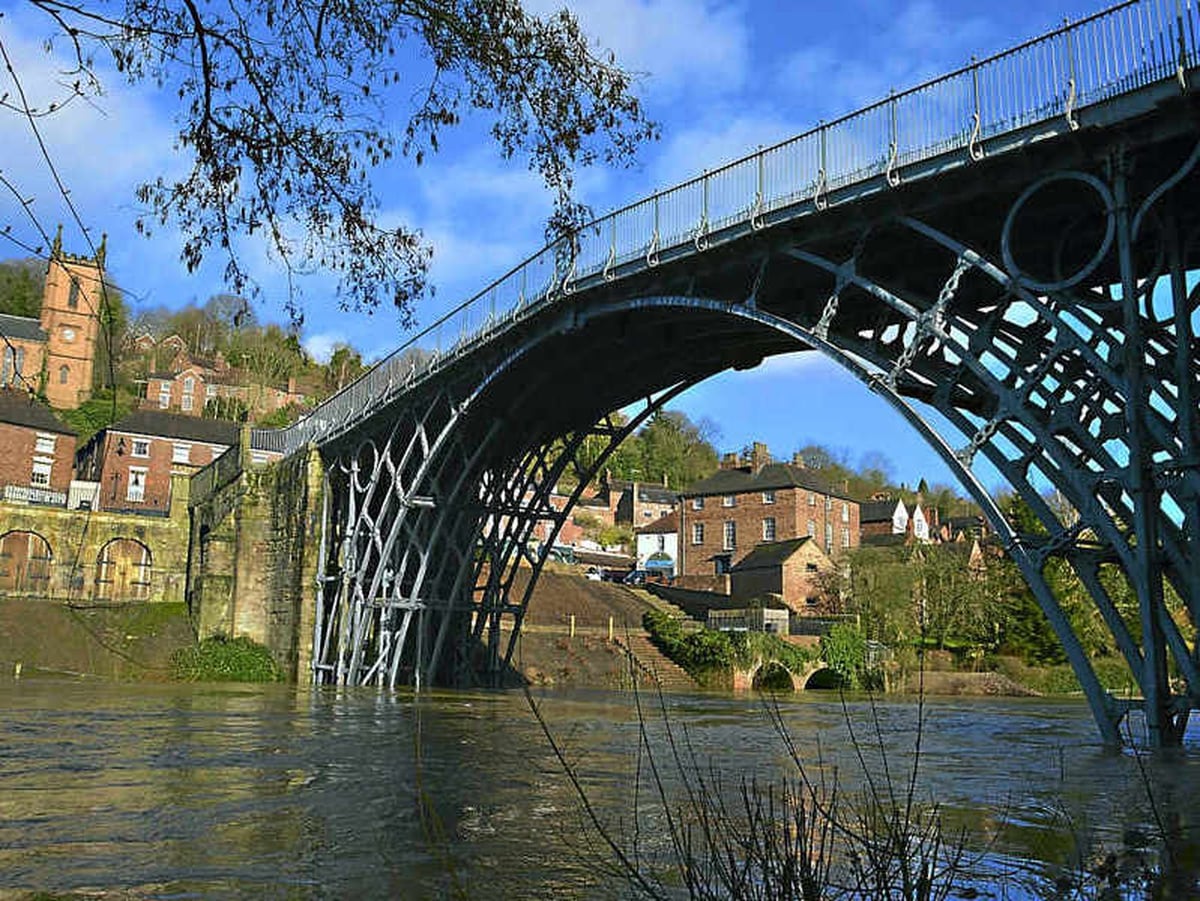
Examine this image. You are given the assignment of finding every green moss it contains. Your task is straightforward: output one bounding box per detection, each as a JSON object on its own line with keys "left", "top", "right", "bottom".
{"left": 170, "top": 635, "right": 282, "bottom": 683}
{"left": 114, "top": 602, "right": 189, "bottom": 638}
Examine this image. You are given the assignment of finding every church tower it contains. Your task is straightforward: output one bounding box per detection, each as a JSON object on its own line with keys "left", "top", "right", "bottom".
{"left": 40, "top": 228, "right": 105, "bottom": 409}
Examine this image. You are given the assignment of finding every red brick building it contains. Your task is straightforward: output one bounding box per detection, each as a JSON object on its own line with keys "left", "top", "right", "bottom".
{"left": 0, "top": 389, "right": 77, "bottom": 505}
{"left": 0, "top": 231, "right": 104, "bottom": 409}
{"left": 677, "top": 445, "right": 860, "bottom": 588}
{"left": 728, "top": 536, "right": 835, "bottom": 613}
{"left": 600, "top": 476, "right": 677, "bottom": 526}
{"left": 75, "top": 410, "right": 239, "bottom": 515}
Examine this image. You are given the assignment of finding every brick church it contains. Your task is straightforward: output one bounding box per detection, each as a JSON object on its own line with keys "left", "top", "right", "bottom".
{"left": 0, "top": 229, "right": 105, "bottom": 410}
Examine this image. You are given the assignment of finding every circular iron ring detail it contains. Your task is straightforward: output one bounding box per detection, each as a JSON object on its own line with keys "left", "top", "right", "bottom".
{"left": 1001, "top": 171, "right": 1115, "bottom": 294}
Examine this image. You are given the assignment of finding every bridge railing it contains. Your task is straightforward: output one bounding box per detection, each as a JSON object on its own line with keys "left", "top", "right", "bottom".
{"left": 262, "top": 0, "right": 1197, "bottom": 455}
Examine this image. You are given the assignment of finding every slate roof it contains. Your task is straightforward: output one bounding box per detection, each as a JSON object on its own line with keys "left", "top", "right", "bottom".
{"left": 860, "top": 499, "right": 901, "bottom": 523}
{"left": 108, "top": 409, "right": 240, "bottom": 445}
{"left": 0, "top": 388, "right": 75, "bottom": 435}
{"left": 730, "top": 536, "right": 816, "bottom": 572}
{"left": 638, "top": 510, "right": 679, "bottom": 534}
{"left": 683, "top": 463, "right": 851, "bottom": 501}
{"left": 0, "top": 312, "right": 47, "bottom": 342}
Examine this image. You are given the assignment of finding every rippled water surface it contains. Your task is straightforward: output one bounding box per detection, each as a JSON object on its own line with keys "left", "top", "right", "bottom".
{"left": 1, "top": 680, "right": 1197, "bottom": 898}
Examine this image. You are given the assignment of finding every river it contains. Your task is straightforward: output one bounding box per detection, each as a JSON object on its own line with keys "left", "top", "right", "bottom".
{"left": 0, "top": 680, "right": 1197, "bottom": 899}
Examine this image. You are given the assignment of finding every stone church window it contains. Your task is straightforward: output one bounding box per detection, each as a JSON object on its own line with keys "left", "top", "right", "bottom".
{"left": 68, "top": 280, "right": 80, "bottom": 309}
{"left": 58, "top": 365, "right": 69, "bottom": 385}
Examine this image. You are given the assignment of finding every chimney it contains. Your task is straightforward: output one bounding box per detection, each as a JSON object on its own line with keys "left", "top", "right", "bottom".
{"left": 287, "top": 376, "right": 296, "bottom": 394}
{"left": 720, "top": 452, "right": 739, "bottom": 470}
{"left": 791, "top": 452, "right": 806, "bottom": 469}
{"left": 749, "top": 441, "right": 771, "bottom": 474}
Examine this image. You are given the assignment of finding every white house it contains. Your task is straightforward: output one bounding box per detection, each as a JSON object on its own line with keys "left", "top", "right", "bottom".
{"left": 635, "top": 510, "right": 679, "bottom": 576}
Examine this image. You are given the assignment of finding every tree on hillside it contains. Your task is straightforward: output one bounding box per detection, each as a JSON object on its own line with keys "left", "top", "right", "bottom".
{"left": 8, "top": 1, "right": 656, "bottom": 324}
{"left": 324, "top": 345, "right": 367, "bottom": 394}
{"left": 637, "top": 411, "right": 720, "bottom": 490}
{"left": 0, "top": 259, "right": 44, "bottom": 318}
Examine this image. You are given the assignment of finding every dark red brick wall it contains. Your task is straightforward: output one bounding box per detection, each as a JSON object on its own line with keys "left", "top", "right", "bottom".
{"left": 0, "top": 422, "right": 75, "bottom": 492}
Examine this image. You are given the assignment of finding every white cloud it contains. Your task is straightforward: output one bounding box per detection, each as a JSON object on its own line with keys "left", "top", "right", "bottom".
{"left": 526, "top": 0, "right": 749, "bottom": 97}
{"left": 303, "top": 332, "right": 346, "bottom": 364}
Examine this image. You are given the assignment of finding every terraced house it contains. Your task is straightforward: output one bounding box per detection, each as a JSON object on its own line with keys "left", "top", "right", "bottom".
{"left": 677, "top": 443, "right": 860, "bottom": 590}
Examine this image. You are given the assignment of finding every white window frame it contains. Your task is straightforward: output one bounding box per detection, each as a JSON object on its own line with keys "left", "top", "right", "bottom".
{"left": 842, "top": 527, "right": 851, "bottom": 548}
{"left": 126, "top": 466, "right": 148, "bottom": 503}
{"left": 722, "top": 494, "right": 736, "bottom": 508}
{"left": 31, "top": 458, "right": 52, "bottom": 487}
{"left": 183, "top": 376, "right": 195, "bottom": 394}
{"left": 691, "top": 497, "right": 704, "bottom": 510}
{"left": 842, "top": 502, "right": 850, "bottom": 523}
{"left": 206, "top": 384, "right": 217, "bottom": 398}
{"left": 723, "top": 520, "right": 736, "bottom": 551}
{"left": 692, "top": 523, "right": 704, "bottom": 545}
{"left": 158, "top": 389, "right": 171, "bottom": 409}
{"left": 131, "top": 438, "right": 151, "bottom": 458}
{"left": 762, "top": 517, "right": 776, "bottom": 541}
{"left": 807, "top": 519, "right": 816, "bottom": 537}
{"left": 181, "top": 394, "right": 194, "bottom": 412}
{"left": 762, "top": 490, "right": 775, "bottom": 505}
{"left": 172, "top": 442, "right": 192, "bottom": 464}
{"left": 35, "top": 433, "right": 56, "bottom": 455}
{"left": 808, "top": 492, "right": 816, "bottom": 506}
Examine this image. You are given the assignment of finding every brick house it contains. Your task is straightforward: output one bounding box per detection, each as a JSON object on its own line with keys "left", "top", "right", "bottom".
{"left": 0, "top": 231, "right": 104, "bottom": 409}
{"left": 0, "top": 389, "right": 77, "bottom": 505}
{"left": 677, "top": 444, "right": 860, "bottom": 589}
{"left": 728, "top": 536, "right": 835, "bottom": 614}
{"left": 75, "top": 410, "right": 239, "bottom": 515}
{"left": 601, "top": 475, "right": 677, "bottom": 525}
{"left": 860, "top": 495, "right": 939, "bottom": 545}
{"left": 145, "top": 364, "right": 305, "bottom": 420}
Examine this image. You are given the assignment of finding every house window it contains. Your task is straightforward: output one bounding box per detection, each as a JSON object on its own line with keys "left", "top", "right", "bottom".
{"left": 183, "top": 377, "right": 195, "bottom": 394}
{"left": 0, "top": 347, "right": 11, "bottom": 384}
{"left": 35, "top": 434, "right": 56, "bottom": 455}
{"left": 206, "top": 384, "right": 217, "bottom": 398}
{"left": 172, "top": 443, "right": 192, "bottom": 464}
{"left": 158, "top": 388, "right": 171, "bottom": 409}
{"left": 762, "top": 490, "right": 775, "bottom": 505}
{"left": 714, "top": 555, "right": 731, "bottom": 575}
{"left": 68, "top": 280, "right": 80, "bottom": 309}
{"left": 843, "top": 527, "right": 851, "bottom": 548}
{"left": 722, "top": 495, "right": 736, "bottom": 507}
{"left": 805, "top": 563, "right": 819, "bottom": 573}
{"left": 691, "top": 497, "right": 704, "bottom": 510}
{"left": 126, "top": 467, "right": 148, "bottom": 502}
{"left": 842, "top": 502, "right": 850, "bottom": 523}
{"left": 825, "top": 523, "right": 833, "bottom": 552}
{"left": 58, "top": 365, "right": 69, "bottom": 385}
{"left": 805, "top": 596, "right": 819, "bottom": 606}
{"left": 807, "top": 519, "right": 816, "bottom": 537}
{"left": 692, "top": 523, "right": 704, "bottom": 545}
{"left": 808, "top": 492, "right": 816, "bottom": 506}
{"left": 181, "top": 394, "right": 193, "bottom": 411}
{"left": 723, "top": 521, "right": 736, "bottom": 551}
{"left": 762, "top": 517, "right": 776, "bottom": 541}
{"left": 131, "top": 439, "right": 151, "bottom": 458}
{"left": 31, "top": 458, "right": 52, "bottom": 487}
{"left": 657, "top": 534, "right": 666, "bottom": 552}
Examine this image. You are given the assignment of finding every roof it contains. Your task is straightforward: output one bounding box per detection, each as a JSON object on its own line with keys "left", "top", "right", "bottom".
{"left": 0, "top": 313, "right": 47, "bottom": 343}
{"left": 730, "top": 537, "right": 818, "bottom": 572}
{"left": 638, "top": 510, "right": 679, "bottom": 534}
{"left": 861, "top": 533, "right": 911, "bottom": 549}
{"left": 0, "top": 389, "right": 75, "bottom": 435}
{"left": 108, "top": 409, "right": 240, "bottom": 445}
{"left": 683, "top": 462, "right": 852, "bottom": 501}
{"left": 860, "top": 499, "right": 902, "bottom": 523}
{"left": 608, "top": 478, "right": 678, "bottom": 505}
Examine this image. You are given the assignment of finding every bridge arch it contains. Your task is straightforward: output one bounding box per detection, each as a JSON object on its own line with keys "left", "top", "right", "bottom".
{"left": 0, "top": 530, "right": 53, "bottom": 595}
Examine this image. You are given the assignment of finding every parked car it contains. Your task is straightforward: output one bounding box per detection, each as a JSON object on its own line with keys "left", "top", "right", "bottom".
{"left": 602, "top": 569, "right": 631, "bottom": 583}
{"left": 585, "top": 567, "right": 602, "bottom": 581}
{"left": 622, "top": 570, "right": 647, "bottom": 586}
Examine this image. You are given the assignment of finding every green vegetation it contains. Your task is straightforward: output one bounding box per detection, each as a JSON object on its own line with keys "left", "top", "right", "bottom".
{"left": 0, "top": 258, "right": 45, "bottom": 318}
{"left": 59, "top": 387, "right": 139, "bottom": 443}
{"left": 170, "top": 635, "right": 282, "bottom": 683}
{"left": 641, "top": 609, "right": 815, "bottom": 687}
{"left": 565, "top": 409, "right": 721, "bottom": 491}
{"left": 820, "top": 622, "right": 868, "bottom": 688}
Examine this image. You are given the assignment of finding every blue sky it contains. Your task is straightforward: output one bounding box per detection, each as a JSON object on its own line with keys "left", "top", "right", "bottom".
{"left": 0, "top": 0, "right": 1112, "bottom": 492}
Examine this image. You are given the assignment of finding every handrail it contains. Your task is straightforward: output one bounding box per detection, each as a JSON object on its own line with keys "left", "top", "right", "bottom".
{"left": 256, "top": 0, "right": 1196, "bottom": 457}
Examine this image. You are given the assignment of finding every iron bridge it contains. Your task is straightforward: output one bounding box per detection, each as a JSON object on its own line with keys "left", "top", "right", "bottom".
{"left": 253, "top": 0, "right": 1200, "bottom": 747}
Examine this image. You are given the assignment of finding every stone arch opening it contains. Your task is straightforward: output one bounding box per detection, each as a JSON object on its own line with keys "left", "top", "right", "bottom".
{"left": 0, "top": 530, "right": 53, "bottom": 595}
{"left": 804, "top": 667, "right": 849, "bottom": 690}
{"left": 95, "top": 538, "right": 152, "bottom": 601}
{"left": 752, "top": 661, "right": 795, "bottom": 692}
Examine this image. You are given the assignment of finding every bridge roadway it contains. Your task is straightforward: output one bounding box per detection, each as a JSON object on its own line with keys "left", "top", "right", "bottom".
{"left": 225, "top": 0, "right": 1198, "bottom": 746}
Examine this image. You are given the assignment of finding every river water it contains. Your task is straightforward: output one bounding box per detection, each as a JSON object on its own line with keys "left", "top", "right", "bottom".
{"left": 1, "top": 680, "right": 1197, "bottom": 899}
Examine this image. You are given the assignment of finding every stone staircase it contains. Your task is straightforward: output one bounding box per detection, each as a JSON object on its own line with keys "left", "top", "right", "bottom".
{"left": 627, "top": 588, "right": 704, "bottom": 633}
{"left": 616, "top": 631, "right": 698, "bottom": 691}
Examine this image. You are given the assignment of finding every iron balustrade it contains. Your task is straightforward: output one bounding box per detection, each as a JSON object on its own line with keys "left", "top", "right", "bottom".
{"left": 1, "top": 484, "right": 68, "bottom": 507}
{"left": 255, "top": 0, "right": 1198, "bottom": 457}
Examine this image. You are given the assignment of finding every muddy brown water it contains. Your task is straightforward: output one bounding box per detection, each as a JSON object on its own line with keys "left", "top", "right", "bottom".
{"left": 0, "top": 680, "right": 1197, "bottom": 898}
